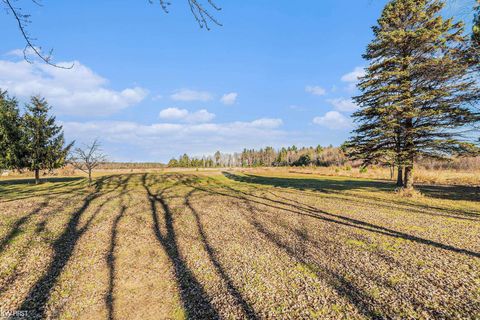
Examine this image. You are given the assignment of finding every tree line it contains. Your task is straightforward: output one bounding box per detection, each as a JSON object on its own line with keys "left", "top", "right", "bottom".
{"left": 167, "top": 145, "right": 348, "bottom": 168}
{"left": 345, "top": 0, "right": 480, "bottom": 190}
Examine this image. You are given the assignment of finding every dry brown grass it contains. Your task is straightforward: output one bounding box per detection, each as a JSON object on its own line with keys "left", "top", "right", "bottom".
{"left": 2, "top": 163, "right": 478, "bottom": 187}
{"left": 249, "top": 166, "right": 480, "bottom": 186}
{"left": 0, "top": 171, "right": 478, "bottom": 319}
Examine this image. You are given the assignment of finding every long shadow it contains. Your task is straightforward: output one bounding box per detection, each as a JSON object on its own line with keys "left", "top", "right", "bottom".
{"left": 142, "top": 174, "right": 220, "bottom": 320}
{"left": 0, "top": 198, "right": 75, "bottom": 295}
{"left": 13, "top": 175, "right": 129, "bottom": 319}
{"left": 0, "top": 201, "right": 49, "bottom": 254}
{"left": 237, "top": 197, "right": 382, "bottom": 319}
{"left": 223, "top": 172, "right": 480, "bottom": 220}
{"left": 236, "top": 181, "right": 462, "bottom": 318}
{"left": 0, "top": 177, "right": 83, "bottom": 186}
{"left": 189, "top": 179, "right": 480, "bottom": 259}
{"left": 185, "top": 189, "right": 258, "bottom": 319}
{"left": 105, "top": 205, "right": 126, "bottom": 320}
{"left": 259, "top": 187, "right": 480, "bottom": 223}
{"left": 223, "top": 172, "right": 480, "bottom": 203}
{"left": 0, "top": 179, "right": 87, "bottom": 204}
{"left": 105, "top": 176, "right": 132, "bottom": 320}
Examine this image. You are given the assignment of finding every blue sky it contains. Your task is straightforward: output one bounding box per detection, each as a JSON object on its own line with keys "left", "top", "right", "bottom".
{"left": 0, "top": 0, "right": 476, "bottom": 162}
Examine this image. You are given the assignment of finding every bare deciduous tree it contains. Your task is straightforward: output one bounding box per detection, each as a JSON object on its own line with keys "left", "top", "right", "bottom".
{"left": 70, "top": 139, "right": 107, "bottom": 185}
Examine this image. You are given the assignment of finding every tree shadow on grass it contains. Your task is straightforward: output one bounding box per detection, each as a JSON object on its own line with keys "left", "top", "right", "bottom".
{"left": 105, "top": 176, "right": 132, "bottom": 320}
{"left": 0, "top": 199, "right": 68, "bottom": 295}
{"left": 222, "top": 172, "right": 479, "bottom": 203}
{"left": 0, "top": 178, "right": 87, "bottom": 203}
{"left": 185, "top": 189, "right": 258, "bottom": 320}
{"left": 142, "top": 174, "right": 220, "bottom": 320}
{"left": 237, "top": 198, "right": 383, "bottom": 319}
{"left": 0, "top": 201, "right": 50, "bottom": 254}
{"left": 190, "top": 178, "right": 480, "bottom": 259}
{"left": 222, "top": 172, "right": 480, "bottom": 219}
{"left": 0, "top": 177, "right": 83, "bottom": 186}
{"left": 12, "top": 175, "right": 130, "bottom": 319}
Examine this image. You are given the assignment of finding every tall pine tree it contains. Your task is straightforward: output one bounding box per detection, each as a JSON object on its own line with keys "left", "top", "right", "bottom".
{"left": 474, "top": 1, "right": 480, "bottom": 48}
{"left": 347, "top": 0, "right": 480, "bottom": 189}
{"left": 23, "top": 96, "right": 73, "bottom": 184}
{"left": 473, "top": 0, "right": 480, "bottom": 70}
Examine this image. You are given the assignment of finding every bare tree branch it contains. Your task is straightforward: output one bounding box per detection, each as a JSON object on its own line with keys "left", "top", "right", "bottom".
{"left": 69, "top": 139, "right": 108, "bottom": 185}
{"left": 3, "top": 0, "right": 222, "bottom": 68}
{"left": 152, "top": 0, "right": 222, "bottom": 30}
{"left": 2, "top": 0, "right": 73, "bottom": 68}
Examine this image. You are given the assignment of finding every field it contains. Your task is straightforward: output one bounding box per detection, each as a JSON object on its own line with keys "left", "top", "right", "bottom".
{"left": 0, "top": 170, "right": 479, "bottom": 319}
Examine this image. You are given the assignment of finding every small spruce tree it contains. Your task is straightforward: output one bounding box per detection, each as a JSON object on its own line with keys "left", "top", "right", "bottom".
{"left": 23, "top": 96, "right": 73, "bottom": 184}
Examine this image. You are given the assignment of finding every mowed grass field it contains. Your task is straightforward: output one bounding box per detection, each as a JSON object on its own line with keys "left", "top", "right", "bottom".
{"left": 0, "top": 170, "right": 479, "bottom": 319}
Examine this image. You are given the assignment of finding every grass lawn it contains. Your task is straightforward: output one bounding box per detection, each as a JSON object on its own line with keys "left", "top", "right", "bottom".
{"left": 0, "top": 171, "right": 479, "bottom": 319}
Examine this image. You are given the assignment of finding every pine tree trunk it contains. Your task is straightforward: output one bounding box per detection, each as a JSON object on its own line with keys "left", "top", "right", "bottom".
{"left": 396, "top": 166, "right": 403, "bottom": 187}
{"left": 404, "top": 165, "right": 414, "bottom": 189}
{"left": 34, "top": 169, "right": 40, "bottom": 184}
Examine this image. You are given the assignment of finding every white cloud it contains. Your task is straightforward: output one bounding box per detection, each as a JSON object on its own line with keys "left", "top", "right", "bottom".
{"left": 250, "top": 118, "right": 283, "bottom": 128}
{"left": 158, "top": 107, "right": 215, "bottom": 123}
{"left": 341, "top": 67, "right": 366, "bottom": 83}
{"left": 62, "top": 118, "right": 287, "bottom": 161}
{"left": 170, "top": 89, "right": 213, "bottom": 102}
{"left": 0, "top": 56, "right": 148, "bottom": 116}
{"left": 220, "top": 92, "right": 238, "bottom": 105}
{"left": 313, "top": 111, "right": 352, "bottom": 129}
{"left": 305, "top": 85, "right": 326, "bottom": 96}
{"left": 159, "top": 107, "right": 189, "bottom": 120}
{"left": 327, "top": 98, "right": 359, "bottom": 112}
{"left": 186, "top": 109, "right": 216, "bottom": 123}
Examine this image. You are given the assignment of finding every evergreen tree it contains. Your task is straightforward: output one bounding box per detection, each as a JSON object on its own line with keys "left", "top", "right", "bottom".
{"left": 214, "top": 150, "right": 221, "bottom": 167}
{"left": 347, "top": 0, "right": 480, "bottom": 189}
{"left": 23, "top": 96, "right": 72, "bottom": 184}
{"left": 168, "top": 158, "right": 179, "bottom": 167}
{"left": 0, "top": 91, "right": 24, "bottom": 171}
{"left": 474, "top": 1, "right": 480, "bottom": 48}
{"left": 472, "top": 0, "right": 480, "bottom": 74}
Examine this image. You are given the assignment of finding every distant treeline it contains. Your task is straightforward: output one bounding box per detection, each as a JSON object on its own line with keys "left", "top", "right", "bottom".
{"left": 168, "top": 145, "right": 349, "bottom": 168}
{"left": 168, "top": 145, "right": 480, "bottom": 171}
{"left": 97, "top": 162, "right": 165, "bottom": 170}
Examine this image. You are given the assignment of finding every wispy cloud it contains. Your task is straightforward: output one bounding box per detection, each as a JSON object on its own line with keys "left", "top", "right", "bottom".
{"left": 313, "top": 111, "right": 352, "bottom": 129}
{"left": 170, "top": 89, "right": 213, "bottom": 102}
{"left": 220, "top": 92, "right": 238, "bottom": 105}
{"left": 327, "top": 98, "right": 359, "bottom": 112}
{"left": 288, "top": 105, "right": 306, "bottom": 111}
{"left": 341, "top": 67, "right": 365, "bottom": 93}
{"left": 159, "top": 107, "right": 215, "bottom": 123}
{"left": 305, "top": 85, "right": 327, "bottom": 96}
{"left": 341, "top": 67, "right": 366, "bottom": 83}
